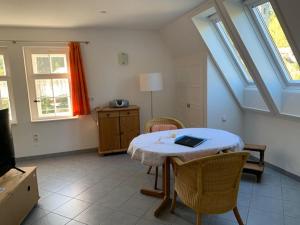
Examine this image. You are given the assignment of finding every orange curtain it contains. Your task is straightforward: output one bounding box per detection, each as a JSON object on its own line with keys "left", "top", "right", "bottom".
{"left": 69, "top": 42, "right": 91, "bottom": 116}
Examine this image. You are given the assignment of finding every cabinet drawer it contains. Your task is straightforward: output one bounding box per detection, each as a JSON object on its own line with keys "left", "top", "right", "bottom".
{"left": 99, "top": 112, "right": 119, "bottom": 118}
{"left": 120, "top": 110, "right": 139, "bottom": 116}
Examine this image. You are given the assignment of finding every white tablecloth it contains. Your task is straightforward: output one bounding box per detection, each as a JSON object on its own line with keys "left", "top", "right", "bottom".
{"left": 127, "top": 128, "right": 244, "bottom": 166}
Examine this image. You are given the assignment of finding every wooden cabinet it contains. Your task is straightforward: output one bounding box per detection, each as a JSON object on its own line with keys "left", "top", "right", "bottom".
{"left": 96, "top": 105, "right": 140, "bottom": 155}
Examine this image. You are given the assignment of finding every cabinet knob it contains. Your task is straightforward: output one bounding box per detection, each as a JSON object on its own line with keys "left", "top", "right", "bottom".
{"left": 106, "top": 113, "right": 110, "bottom": 117}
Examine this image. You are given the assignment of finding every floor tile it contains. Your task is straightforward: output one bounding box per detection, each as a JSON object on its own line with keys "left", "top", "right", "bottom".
{"left": 284, "top": 216, "right": 300, "bottom": 225}
{"left": 39, "top": 177, "right": 71, "bottom": 192}
{"left": 135, "top": 218, "right": 169, "bottom": 225}
{"left": 210, "top": 217, "right": 239, "bottom": 225}
{"left": 281, "top": 176, "right": 300, "bottom": 190}
{"left": 75, "top": 204, "right": 114, "bottom": 225}
{"left": 282, "top": 186, "right": 300, "bottom": 203}
{"left": 21, "top": 207, "right": 49, "bottom": 225}
{"left": 247, "top": 209, "right": 284, "bottom": 225}
{"left": 31, "top": 213, "right": 71, "bottom": 225}
{"left": 237, "top": 192, "right": 252, "bottom": 207}
{"left": 252, "top": 184, "right": 282, "bottom": 199}
{"left": 215, "top": 206, "right": 248, "bottom": 223}
{"left": 283, "top": 200, "right": 300, "bottom": 218}
{"left": 66, "top": 220, "right": 87, "bottom": 225}
{"left": 57, "top": 182, "right": 91, "bottom": 198}
{"left": 38, "top": 193, "right": 72, "bottom": 211}
{"left": 250, "top": 195, "right": 283, "bottom": 214}
{"left": 118, "top": 192, "right": 158, "bottom": 217}
{"left": 97, "top": 211, "right": 139, "bottom": 225}
{"left": 94, "top": 185, "right": 137, "bottom": 209}
{"left": 54, "top": 199, "right": 91, "bottom": 219}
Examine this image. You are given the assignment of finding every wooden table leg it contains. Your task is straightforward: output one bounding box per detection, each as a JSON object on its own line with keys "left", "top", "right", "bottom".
{"left": 140, "top": 189, "right": 164, "bottom": 198}
{"left": 140, "top": 157, "right": 171, "bottom": 217}
{"left": 154, "top": 157, "right": 171, "bottom": 217}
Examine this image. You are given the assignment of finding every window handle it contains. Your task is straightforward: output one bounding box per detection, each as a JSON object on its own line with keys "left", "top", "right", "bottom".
{"left": 33, "top": 98, "right": 41, "bottom": 103}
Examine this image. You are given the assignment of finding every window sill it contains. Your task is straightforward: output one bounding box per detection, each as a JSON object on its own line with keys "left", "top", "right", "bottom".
{"left": 31, "top": 116, "right": 79, "bottom": 123}
{"left": 10, "top": 119, "right": 18, "bottom": 125}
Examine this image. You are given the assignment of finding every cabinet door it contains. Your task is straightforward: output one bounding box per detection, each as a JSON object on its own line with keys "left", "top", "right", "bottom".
{"left": 120, "top": 110, "right": 140, "bottom": 149}
{"left": 98, "top": 112, "right": 120, "bottom": 152}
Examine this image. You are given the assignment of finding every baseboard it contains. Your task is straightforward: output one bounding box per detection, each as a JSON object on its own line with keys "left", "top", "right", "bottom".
{"left": 265, "top": 161, "right": 300, "bottom": 182}
{"left": 249, "top": 155, "right": 300, "bottom": 182}
{"left": 16, "top": 148, "right": 98, "bottom": 162}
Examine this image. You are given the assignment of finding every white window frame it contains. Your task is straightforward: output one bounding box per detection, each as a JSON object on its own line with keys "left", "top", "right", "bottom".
{"left": 211, "top": 16, "right": 255, "bottom": 85}
{"left": 23, "top": 46, "right": 73, "bottom": 122}
{"left": 0, "top": 47, "right": 17, "bottom": 123}
{"left": 245, "top": 0, "right": 300, "bottom": 85}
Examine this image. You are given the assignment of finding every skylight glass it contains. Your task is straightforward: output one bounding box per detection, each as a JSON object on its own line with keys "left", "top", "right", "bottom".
{"left": 254, "top": 2, "right": 300, "bottom": 81}
{"left": 215, "top": 21, "right": 254, "bottom": 83}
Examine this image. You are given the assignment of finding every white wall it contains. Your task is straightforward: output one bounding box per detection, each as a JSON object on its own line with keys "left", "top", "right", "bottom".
{"left": 207, "top": 57, "right": 244, "bottom": 136}
{"left": 244, "top": 111, "right": 300, "bottom": 175}
{"left": 160, "top": 7, "right": 243, "bottom": 135}
{"left": 160, "top": 12, "right": 207, "bottom": 127}
{"left": 0, "top": 27, "right": 176, "bottom": 157}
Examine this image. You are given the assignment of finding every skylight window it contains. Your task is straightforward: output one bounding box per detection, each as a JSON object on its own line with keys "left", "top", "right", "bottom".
{"left": 251, "top": 1, "right": 300, "bottom": 82}
{"left": 215, "top": 21, "right": 254, "bottom": 83}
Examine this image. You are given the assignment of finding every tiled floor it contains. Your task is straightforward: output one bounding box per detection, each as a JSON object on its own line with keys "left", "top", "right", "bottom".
{"left": 18, "top": 152, "right": 300, "bottom": 225}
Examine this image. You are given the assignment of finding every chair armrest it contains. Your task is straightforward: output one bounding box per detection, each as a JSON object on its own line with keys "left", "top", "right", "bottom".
{"left": 171, "top": 157, "right": 185, "bottom": 167}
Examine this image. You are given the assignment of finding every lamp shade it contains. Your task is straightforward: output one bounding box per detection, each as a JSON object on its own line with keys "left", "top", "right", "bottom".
{"left": 139, "top": 73, "right": 163, "bottom": 92}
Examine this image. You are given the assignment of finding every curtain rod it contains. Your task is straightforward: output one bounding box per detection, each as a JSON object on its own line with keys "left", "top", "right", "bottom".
{"left": 0, "top": 40, "right": 89, "bottom": 44}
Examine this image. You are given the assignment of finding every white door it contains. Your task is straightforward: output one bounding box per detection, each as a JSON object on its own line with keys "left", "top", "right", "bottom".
{"left": 175, "top": 54, "right": 206, "bottom": 127}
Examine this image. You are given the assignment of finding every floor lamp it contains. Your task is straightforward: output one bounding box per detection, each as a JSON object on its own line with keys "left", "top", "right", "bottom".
{"left": 139, "top": 72, "right": 163, "bottom": 118}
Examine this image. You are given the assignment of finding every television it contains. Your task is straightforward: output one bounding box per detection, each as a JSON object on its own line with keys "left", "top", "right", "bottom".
{"left": 0, "top": 108, "right": 17, "bottom": 177}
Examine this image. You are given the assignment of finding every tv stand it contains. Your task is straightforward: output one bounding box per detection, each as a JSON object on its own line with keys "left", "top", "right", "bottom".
{"left": 13, "top": 167, "right": 26, "bottom": 174}
{"left": 0, "top": 167, "right": 39, "bottom": 225}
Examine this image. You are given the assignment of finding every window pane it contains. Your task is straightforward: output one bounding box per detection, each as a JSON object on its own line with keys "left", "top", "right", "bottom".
{"left": 0, "top": 81, "right": 10, "bottom": 110}
{"left": 0, "top": 98, "right": 9, "bottom": 110}
{"left": 53, "top": 79, "right": 70, "bottom": 97}
{"left": 0, "top": 81, "right": 9, "bottom": 99}
{"left": 35, "top": 79, "right": 71, "bottom": 117}
{"left": 51, "top": 54, "right": 67, "bottom": 73}
{"left": 35, "top": 79, "right": 53, "bottom": 97}
{"left": 38, "top": 97, "right": 55, "bottom": 117}
{"left": 0, "top": 55, "right": 6, "bottom": 76}
{"left": 216, "top": 21, "right": 254, "bottom": 83}
{"left": 255, "top": 2, "right": 300, "bottom": 81}
{"left": 0, "top": 81, "right": 11, "bottom": 119}
{"left": 32, "top": 54, "right": 51, "bottom": 74}
{"left": 55, "top": 97, "right": 71, "bottom": 115}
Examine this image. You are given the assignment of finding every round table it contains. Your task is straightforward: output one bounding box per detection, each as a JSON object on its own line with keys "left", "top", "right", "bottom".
{"left": 128, "top": 128, "right": 244, "bottom": 166}
{"left": 127, "top": 128, "right": 244, "bottom": 217}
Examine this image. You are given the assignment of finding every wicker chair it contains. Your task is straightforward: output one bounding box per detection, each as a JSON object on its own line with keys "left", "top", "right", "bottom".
{"left": 171, "top": 152, "right": 249, "bottom": 225}
{"left": 145, "top": 117, "right": 184, "bottom": 189}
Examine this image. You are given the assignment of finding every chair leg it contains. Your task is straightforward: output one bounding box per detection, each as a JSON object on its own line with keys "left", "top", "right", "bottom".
{"left": 170, "top": 190, "right": 177, "bottom": 213}
{"left": 233, "top": 207, "right": 244, "bottom": 225}
{"left": 257, "top": 173, "right": 262, "bottom": 183}
{"left": 147, "top": 166, "right": 152, "bottom": 174}
{"left": 196, "top": 213, "right": 201, "bottom": 225}
{"left": 154, "top": 166, "right": 159, "bottom": 189}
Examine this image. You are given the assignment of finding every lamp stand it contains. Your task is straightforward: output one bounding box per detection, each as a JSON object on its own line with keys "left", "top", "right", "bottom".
{"left": 150, "top": 91, "right": 153, "bottom": 118}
